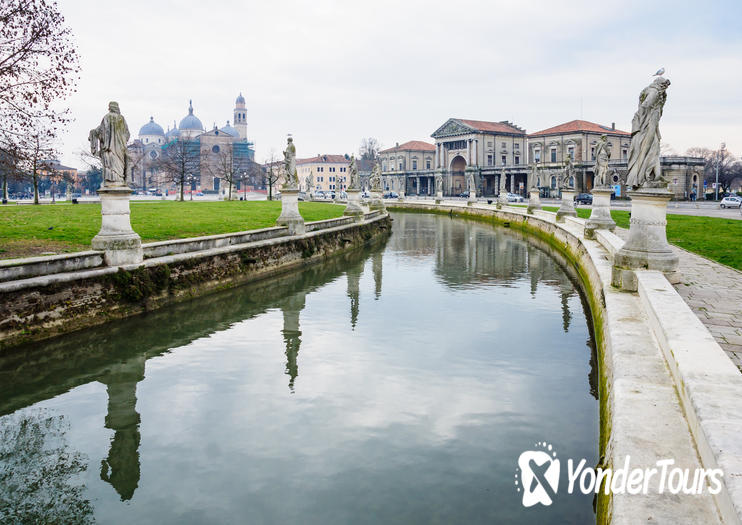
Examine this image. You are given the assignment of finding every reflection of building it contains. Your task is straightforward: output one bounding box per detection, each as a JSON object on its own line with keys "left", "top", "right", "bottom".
{"left": 128, "top": 95, "right": 256, "bottom": 193}
{"left": 379, "top": 141, "right": 436, "bottom": 195}
{"left": 431, "top": 118, "right": 529, "bottom": 197}
{"left": 297, "top": 154, "right": 350, "bottom": 193}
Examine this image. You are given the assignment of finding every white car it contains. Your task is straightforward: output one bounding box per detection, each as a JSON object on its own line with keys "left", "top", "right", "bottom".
{"left": 506, "top": 192, "right": 524, "bottom": 203}
{"left": 720, "top": 196, "right": 741, "bottom": 208}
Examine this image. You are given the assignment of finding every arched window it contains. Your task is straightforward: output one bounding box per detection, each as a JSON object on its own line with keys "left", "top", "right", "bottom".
{"left": 212, "top": 145, "right": 220, "bottom": 153}
{"left": 551, "top": 176, "right": 556, "bottom": 189}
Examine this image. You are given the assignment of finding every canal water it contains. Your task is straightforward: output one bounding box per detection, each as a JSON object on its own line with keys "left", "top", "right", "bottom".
{"left": 0, "top": 212, "right": 598, "bottom": 524}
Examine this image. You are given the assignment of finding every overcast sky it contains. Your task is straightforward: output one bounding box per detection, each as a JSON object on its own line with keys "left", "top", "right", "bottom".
{"left": 56, "top": 0, "right": 742, "bottom": 169}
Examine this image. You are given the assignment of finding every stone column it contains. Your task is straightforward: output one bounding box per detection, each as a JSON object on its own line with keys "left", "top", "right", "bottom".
{"left": 527, "top": 188, "right": 542, "bottom": 214}
{"left": 92, "top": 187, "right": 143, "bottom": 266}
{"left": 276, "top": 189, "right": 306, "bottom": 234}
{"left": 584, "top": 187, "right": 615, "bottom": 238}
{"left": 555, "top": 188, "right": 577, "bottom": 222}
{"left": 612, "top": 189, "right": 679, "bottom": 290}
{"left": 467, "top": 139, "right": 472, "bottom": 165}
{"left": 344, "top": 189, "right": 364, "bottom": 220}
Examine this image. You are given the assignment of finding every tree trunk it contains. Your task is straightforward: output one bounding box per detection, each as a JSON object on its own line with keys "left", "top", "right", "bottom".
{"left": 2, "top": 174, "right": 7, "bottom": 202}
{"left": 33, "top": 173, "right": 39, "bottom": 205}
{"left": 268, "top": 177, "right": 273, "bottom": 201}
{"left": 228, "top": 181, "right": 232, "bottom": 201}
{"left": 179, "top": 178, "right": 184, "bottom": 201}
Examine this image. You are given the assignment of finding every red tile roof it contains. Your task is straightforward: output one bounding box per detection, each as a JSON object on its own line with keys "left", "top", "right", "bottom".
{"left": 457, "top": 119, "right": 526, "bottom": 135}
{"left": 380, "top": 140, "right": 436, "bottom": 153}
{"left": 529, "top": 119, "right": 630, "bottom": 137}
{"left": 297, "top": 154, "right": 349, "bottom": 164}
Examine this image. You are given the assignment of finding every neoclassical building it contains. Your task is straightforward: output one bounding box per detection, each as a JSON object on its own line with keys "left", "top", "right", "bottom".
{"left": 379, "top": 141, "right": 436, "bottom": 195}
{"left": 430, "top": 118, "right": 529, "bottom": 197}
{"left": 297, "top": 154, "right": 350, "bottom": 193}
{"left": 528, "top": 120, "right": 704, "bottom": 198}
{"left": 128, "top": 94, "right": 255, "bottom": 193}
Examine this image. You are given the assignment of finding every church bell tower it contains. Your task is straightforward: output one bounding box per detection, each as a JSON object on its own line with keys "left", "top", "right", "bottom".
{"left": 234, "top": 93, "right": 247, "bottom": 139}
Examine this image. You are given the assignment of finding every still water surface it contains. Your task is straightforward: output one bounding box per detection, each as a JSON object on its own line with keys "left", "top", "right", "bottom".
{"left": 0, "top": 212, "right": 597, "bottom": 524}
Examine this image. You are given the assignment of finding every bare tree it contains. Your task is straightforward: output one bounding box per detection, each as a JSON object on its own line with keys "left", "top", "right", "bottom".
{"left": 205, "top": 142, "right": 249, "bottom": 201}
{"left": 0, "top": 1, "right": 80, "bottom": 153}
{"left": 157, "top": 138, "right": 200, "bottom": 201}
{"left": 264, "top": 150, "right": 282, "bottom": 201}
{"left": 359, "top": 137, "right": 380, "bottom": 163}
{"left": 686, "top": 145, "right": 741, "bottom": 194}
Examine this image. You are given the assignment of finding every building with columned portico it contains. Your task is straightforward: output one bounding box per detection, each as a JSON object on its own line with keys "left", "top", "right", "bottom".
{"left": 379, "top": 141, "right": 436, "bottom": 195}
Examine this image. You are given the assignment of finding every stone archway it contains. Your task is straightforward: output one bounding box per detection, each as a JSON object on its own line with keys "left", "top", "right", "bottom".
{"left": 450, "top": 155, "right": 466, "bottom": 195}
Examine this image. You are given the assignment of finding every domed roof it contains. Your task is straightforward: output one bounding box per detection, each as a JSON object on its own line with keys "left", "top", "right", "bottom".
{"left": 139, "top": 116, "right": 164, "bottom": 137}
{"left": 165, "top": 121, "right": 180, "bottom": 139}
{"left": 178, "top": 100, "right": 204, "bottom": 131}
{"left": 235, "top": 92, "right": 245, "bottom": 104}
{"left": 220, "top": 120, "right": 239, "bottom": 137}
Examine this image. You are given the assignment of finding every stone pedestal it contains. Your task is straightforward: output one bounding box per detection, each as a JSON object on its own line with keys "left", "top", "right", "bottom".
{"left": 276, "top": 188, "right": 306, "bottom": 235}
{"left": 556, "top": 189, "right": 577, "bottom": 222}
{"left": 397, "top": 190, "right": 405, "bottom": 202}
{"left": 369, "top": 191, "right": 385, "bottom": 211}
{"left": 612, "top": 189, "right": 679, "bottom": 290}
{"left": 92, "top": 187, "right": 143, "bottom": 266}
{"left": 496, "top": 192, "right": 508, "bottom": 210}
{"left": 585, "top": 187, "right": 615, "bottom": 239}
{"left": 435, "top": 191, "right": 443, "bottom": 204}
{"left": 343, "top": 189, "right": 364, "bottom": 221}
{"left": 527, "top": 188, "right": 542, "bottom": 214}
{"left": 467, "top": 190, "right": 477, "bottom": 206}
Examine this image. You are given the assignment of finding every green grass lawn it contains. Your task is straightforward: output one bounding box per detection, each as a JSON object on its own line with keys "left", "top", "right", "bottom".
{"left": 530, "top": 205, "right": 742, "bottom": 270}
{"left": 0, "top": 201, "right": 343, "bottom": 259}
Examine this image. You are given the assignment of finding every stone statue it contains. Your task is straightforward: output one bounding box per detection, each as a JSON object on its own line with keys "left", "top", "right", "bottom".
{"left": 593, "top": 135, "right": 611, "bottom": 187}
{"left": 626, "top": 76, "right": 671, "bottom": 189}
{"left": 467, "top": 171, "right": 476, "bottom": 195}
{"left": 348, "top": 156, "right": 360, "bottom": 190}
{"left": 306, "top": 169, "right": 314, "bottom": 193}
{"left": 435, "top": 172, "right": 442, "bottom": 194}
{"left": 370, "top": 163, "right": 382, "bottom": 192}
{"left": 282, "top": 137, "right": 299, "bottom": 190}
{"left": 499, "top": 167, "right": 507, "bottom": 193}
{"left": 561, "top": 157, "right": 575, "bottom": 189}
{"left": 89, "top": 101, "right": 130, "bottom": 187}
{"left": 530, "top": 164, "right": 540, "bottom": 190}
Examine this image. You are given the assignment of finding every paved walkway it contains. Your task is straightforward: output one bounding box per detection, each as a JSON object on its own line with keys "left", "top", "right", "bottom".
{"left": 612, "top": 227, "right": 742, "bottom": 371}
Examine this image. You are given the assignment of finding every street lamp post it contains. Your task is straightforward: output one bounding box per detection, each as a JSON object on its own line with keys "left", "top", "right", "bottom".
{"left": 715, "top": 142, "right": 725, "bottom": 201}
{"left": 243, "top": 171, "right": 247, "bottom": 201}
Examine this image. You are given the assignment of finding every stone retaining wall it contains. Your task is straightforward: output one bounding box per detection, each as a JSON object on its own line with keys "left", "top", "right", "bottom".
{"left": 0, "top": 212, "right": 391, "bottom": 351}
{"left": 388, "top": 201, "right": 741, "bottom": 525}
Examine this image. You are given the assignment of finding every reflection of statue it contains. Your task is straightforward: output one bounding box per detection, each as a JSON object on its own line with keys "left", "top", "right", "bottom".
{"left": 372, "top": 251, "right": 383, "bottom": 300}
{"left": 370, "top": 163, "right": 382, "bottom": 192}
{"left": 593, "top": 135, "right": 611, "bottom": 187}
{"left": 626, "top": 76, "right": 671, "bottom": 189}
{"left": 281, "top": 293, "right": 305, "bottom": 392}
{"left": 282, "top": 137, "right": 298, "bottom": 189}
{"left": 435, "top": 172, "right": 442, "bottom": 194}
{"left": 89, "top": 101, "right": 130, "bottom": 187}
{"left": 348, "top": 156, "right": 360, "bottom": 190}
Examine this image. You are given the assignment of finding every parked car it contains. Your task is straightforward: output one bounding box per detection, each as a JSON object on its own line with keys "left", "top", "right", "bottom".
{"left": 383, "top": 191, "right": 399, "bottom": 199}
{"left": 720, "top": 196, "right": 742, "bottom": 208}
{"left": 506, "top": 192, "right": 524, "bottom": 203}
{"left": 575, "top": 193, "right": 593, "bottom": 205}
{"left": 361, "top": 191, "right": 370, "bottom": 199}
{"left": 298, "top": 191, "right": 307, "bottom": 201}
{"left": 313, "top": 190, "right": 325, "bottom": 199}
{"left": 458, "top": 192, "right": 469, "bottom": 198}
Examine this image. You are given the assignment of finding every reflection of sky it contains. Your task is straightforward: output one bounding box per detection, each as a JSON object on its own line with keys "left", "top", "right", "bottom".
{"left": 0, "top": 214, "right": 597, "bottom": 525}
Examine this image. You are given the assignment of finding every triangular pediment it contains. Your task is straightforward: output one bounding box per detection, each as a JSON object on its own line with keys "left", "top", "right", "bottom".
{"left": 431, "top": 118, "right": 475, "bottom": 138}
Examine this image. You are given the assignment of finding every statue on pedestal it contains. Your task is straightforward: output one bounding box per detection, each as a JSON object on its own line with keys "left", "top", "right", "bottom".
{"left": 626, "top": 76, "right": 671, "bottom": 189}
{"left": 530, "top": 164, "right": 540, "bottom": 190}
{"left": 561, "top": 158, "right": 575, "bottom": 189}
{"left": 593, "top": 135, "right": 611, "bottom": 187}
{"left": 348, "top": 156, "right": 360, "bottom": 190}
{"left": 89, "top": 102, "right": 130, "bottom": 187}
{"left": 435, "top": 172, "right": 442, "bottom": 194}
{"left": 306, "top": 169, "right": 314, "bottom": 194}
{"left": 370, "top": 163, "right": 382, "bottom": 192}
{"left": 467, "top": 171, "right": 476, "bottom": 196}
{"left": 499, "top": 167, "right": 507, "bottom": 194}
{"left": 282, "top": 137, "right": 299, "bottom": 190}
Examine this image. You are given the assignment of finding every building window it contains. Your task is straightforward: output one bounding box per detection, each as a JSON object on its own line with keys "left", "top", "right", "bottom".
{"left": 426, "top": 159, "right": 431, "bottom": 169}
{"left": 398, "top": 161, "right": 403, "bottom": 170}
{"left": 550, "top": 147, "right": 557, "bottom": 163}
{"left": 487, "top": 142, "right": 493, "bottom": 148}
{"left": 212, "top": 145, "right": 220, "bottom": 153}
{"left": 534, "top": 148, "right": 541, "bottom": 163}
{"left": 487, "top": 154, "right": 493, "bottom": 166}
{"left": 567, "top": 146, "right": 574, "bottom": 160}
{"left": 412, "top": 160, "right": 417, "bottom": 170}
{"left": 514, "top": 143, "right": 520, "bottom": 150}
{"left": 501, "top": 155, "right": 506, "bottom": 165}
{"left": 622, "top": 149, "right": 627, "bottom": 160}
{"left": 551, "top": 176, "right": 556, "bottom": 189}
{"left": 382, "top": 163, "right": 387, "bottom": 171}
{"left": 446, "top": 140, "right": 466, "bottom": 150}
{"left": 515, "top": 156, "right": 520, "bottom": 165}
{"left": 501, "top": 142, "right": 506, "bottom": 149}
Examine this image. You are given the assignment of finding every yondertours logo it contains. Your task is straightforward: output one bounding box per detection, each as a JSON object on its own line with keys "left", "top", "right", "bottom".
{"left": 515, "top": 441, "right": 724, "bottom": 507}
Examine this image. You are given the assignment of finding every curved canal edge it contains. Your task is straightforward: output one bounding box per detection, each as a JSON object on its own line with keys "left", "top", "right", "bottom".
{"left": 0, "top": 212, "right": 391, "bottom": 351}
{"left": 387, "top": 201, "right": 742, "bottom": 525}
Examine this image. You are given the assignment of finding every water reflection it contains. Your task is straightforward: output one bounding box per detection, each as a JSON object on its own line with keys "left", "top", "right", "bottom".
{"left": 0, "top": 212, "right": 600, "bottom": 524}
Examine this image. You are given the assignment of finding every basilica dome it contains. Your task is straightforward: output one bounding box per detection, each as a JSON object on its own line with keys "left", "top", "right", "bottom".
{"left": 139, "top": 117, "right": 164, "bottom": 137}
{"left": 219, "top": 121, "right": 239, "bottom": 137}
{"left": 179, "top": 100, "right": 204, "bottom": 132}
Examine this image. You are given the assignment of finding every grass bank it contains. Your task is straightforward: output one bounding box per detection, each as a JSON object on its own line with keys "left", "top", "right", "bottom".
{"left": 0, "top": 201, "right": 344, "bottom": 259}
{"left": 527, "top": 205, "right": 742, "bottom": 271}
